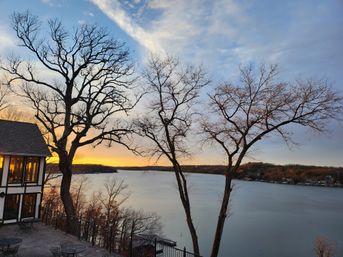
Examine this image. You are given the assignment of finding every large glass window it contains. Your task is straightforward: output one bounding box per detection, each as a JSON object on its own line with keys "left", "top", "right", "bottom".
{"left": 21, "top": 194, "right": 37, "bottom": 218}
{"left": 8, "top": 156, "right": 24, "bottom": 184}
{"left": 3, "top": 194, "right": 20, "bottom": 220}
{"left": 25, "top": 157, "right": 40, "bottom": 183}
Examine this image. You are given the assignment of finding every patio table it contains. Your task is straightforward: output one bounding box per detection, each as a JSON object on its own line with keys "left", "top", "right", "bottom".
{"left": 0, "top": 238, "right": 22, "bottom": 248}
{"left": 0, "top": 237, "right": 22, "bottom": 253}
{"left": 61, "top": 244, "right": 86, "bottom": 257}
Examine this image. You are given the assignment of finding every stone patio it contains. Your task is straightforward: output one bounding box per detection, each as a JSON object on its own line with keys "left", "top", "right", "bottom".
{"left": 0, "top": 222, "right": 122, "bottom": 257}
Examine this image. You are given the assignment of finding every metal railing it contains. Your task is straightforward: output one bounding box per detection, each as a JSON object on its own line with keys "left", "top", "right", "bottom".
{"left": 130, "top": 234, "right": 201, "bottom": 257}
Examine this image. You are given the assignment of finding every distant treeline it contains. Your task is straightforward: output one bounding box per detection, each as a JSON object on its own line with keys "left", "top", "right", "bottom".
{"left": 117, "top": 162, "right": 343, "bottom": 185}
{"left": 46, "top": 163, "right": 118, "bottom": 174}
{"left": 235, "top": 162, "right": 343, "bottom": 185}
{"left": 46, "top": 162, "right": 343, "bottom": 185}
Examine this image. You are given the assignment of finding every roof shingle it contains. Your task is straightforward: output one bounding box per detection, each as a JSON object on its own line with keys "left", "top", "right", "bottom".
{"left": 0, "top": 119, "right": 51, "bottom": 156}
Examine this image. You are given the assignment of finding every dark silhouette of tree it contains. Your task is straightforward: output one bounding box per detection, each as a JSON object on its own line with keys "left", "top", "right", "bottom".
{"left": 134, "top": 55, "right": 210, "bottom": 256}
{"left": 1, "top": 11, "right": 139, "bottom": 232}
{"left": 201, "top": 64, "right": 342, "bottom": 257}
{"left": 0, "top": 81, "right": 8, "bottom": 112}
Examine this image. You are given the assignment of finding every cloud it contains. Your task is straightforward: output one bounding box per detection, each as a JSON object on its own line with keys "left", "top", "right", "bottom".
{"left": 91, "top": 0, "right": 343, "bottom": 86}
{"left": 91, "top": 0, "right": 165, "bottom": 54}
{"left": 0, "top": 25, "right": 15, "bottom": 54}
{"left": 40, "top": 0, "right": 62, "bottom": 7}
{"left": 90, "top": 0, "right": 250, "bottom": 77}
{"left": 83, "top": 11, "right": 95, "bottom": 17}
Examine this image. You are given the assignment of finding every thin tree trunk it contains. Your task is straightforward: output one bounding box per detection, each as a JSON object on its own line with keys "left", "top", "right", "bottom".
{"left": 184, "top": 205, "right": 200, "bottom": 256}
{"left": 210, "top": 173, "right": 233, "bottom": 257}
{"left": 173, "top": 164, "right": 200, "bottom": 256}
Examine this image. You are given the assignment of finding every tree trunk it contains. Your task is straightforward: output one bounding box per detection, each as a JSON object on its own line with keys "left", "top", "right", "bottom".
{"left": 173, "top": 164, "right": 200, "bottom": 256}
{"left": 184, "top": 205, "right": 200, "bottom": 256}
{"left": 59, "top": 159, "right": 77, "bottom": 234}
{"left": 210, "top": 173, "right": 233, "bottom": 257}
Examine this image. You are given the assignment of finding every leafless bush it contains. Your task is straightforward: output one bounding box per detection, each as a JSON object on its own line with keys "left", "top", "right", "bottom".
{"left": 314, "top": 237, "right": 336, "bottom": 257}
{"left": 41, "top": 176, "right": 162, "bottom": 254}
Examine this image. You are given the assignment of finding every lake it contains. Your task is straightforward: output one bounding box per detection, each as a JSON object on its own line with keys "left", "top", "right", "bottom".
{"left": 69, "top": 170, "right": 343, "bottom": 257}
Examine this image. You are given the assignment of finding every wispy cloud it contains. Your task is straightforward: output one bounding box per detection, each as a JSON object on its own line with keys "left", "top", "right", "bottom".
{"left": 40, "top": 0, "right": 62, "bottom": 7}
{"left": 83, "top": 11, "right": 95, "bottom": 17}
{"left": 91, "top": 0, "right": 164, "bottom": 54}
{"left": 0, "top": 25, "right": 15, "bottom": 54}
{"left": 91, "top": 0, "right": 343, "bottom": 84}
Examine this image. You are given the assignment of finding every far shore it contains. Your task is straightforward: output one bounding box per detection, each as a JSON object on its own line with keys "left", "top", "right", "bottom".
{"left": 46, "top": 162, "right": 343, "bottom": 188}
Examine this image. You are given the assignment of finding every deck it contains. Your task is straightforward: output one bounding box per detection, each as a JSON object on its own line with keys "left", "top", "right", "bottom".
{"left": 0, "top": 222, "right": 122, "bottom": 257}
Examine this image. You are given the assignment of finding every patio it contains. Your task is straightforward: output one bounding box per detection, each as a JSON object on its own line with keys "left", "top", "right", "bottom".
{"left": 0, "top": 222, "right": 122, "bottom": 257}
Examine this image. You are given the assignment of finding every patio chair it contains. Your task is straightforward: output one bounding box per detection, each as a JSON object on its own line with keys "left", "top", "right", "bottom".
{"left": 2, "top": 244, "right": 20, "bottom": 257}
{"left": 49, "top": 246, "right": 61, "bottom": 257}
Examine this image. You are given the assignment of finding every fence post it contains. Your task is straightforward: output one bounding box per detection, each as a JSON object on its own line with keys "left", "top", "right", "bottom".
{"left": 154, "top": 238, "right": 157, "bottom": 257}
{"left": 183, "top": 247, "right": 186, "bottom": 257}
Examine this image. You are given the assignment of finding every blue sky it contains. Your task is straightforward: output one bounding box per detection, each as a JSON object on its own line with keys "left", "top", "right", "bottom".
{"left": 0, "top": 0, "right": 342, "bottom": 166}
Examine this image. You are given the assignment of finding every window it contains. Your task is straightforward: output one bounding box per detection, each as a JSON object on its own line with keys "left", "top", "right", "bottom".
{"left": 0, "top": 155, "right": 3, "bottom": 184}
{"left": 7, "top": 156, "right": 41, "bottom": 184}
{"left": 25, "top": 157, "right": 40, "bottom": 183}
{"left": 8, "top": 156, "right": 24, "bottom": 184}
{"left": 3, "top": 194, "right": 20, "bottom": 220}
{"left": 21, "top": 194, "right": 37, "bottom": 218}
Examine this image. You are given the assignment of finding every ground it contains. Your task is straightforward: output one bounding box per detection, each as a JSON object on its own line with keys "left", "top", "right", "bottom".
{"left": 0, "top": 222, "right": 122, "bottom": 257}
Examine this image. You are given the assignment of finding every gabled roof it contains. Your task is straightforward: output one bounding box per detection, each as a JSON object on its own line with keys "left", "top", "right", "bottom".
{"left": 0, "top": 119, "right": 51, "bottom": 157}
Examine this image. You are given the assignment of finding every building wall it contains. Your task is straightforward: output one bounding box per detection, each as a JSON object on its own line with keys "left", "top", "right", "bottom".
{"left": 0, "top": 155, "right": 45, "bottom": 224}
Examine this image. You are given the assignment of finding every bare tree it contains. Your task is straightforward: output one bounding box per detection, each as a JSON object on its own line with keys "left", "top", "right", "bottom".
{"left": 72, "top": 176, "right": 89, "bottom": 217}
{"left": 0, "top": 106, "right": 34, "bottom": 121}
{"left": 201, "top": 64, "right": 342, "bottom": 257}
{"left": 134, "top": 55, "right": 209, "bottom": 256}
{"left": 0, "top": 81, "right": 9, "bottom": 112}
{"left": 314, "top": 237, "right": 336, "bottom": 257}
{"left": 98, "top": 177, "right": 130, "bottom": 223}
{"left": 1, "top": 12, "right": 139, "bottom": 232}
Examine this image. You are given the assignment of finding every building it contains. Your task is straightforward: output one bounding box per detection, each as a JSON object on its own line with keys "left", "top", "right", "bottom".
{"left": 0, "top": 120, "right": 50, "bottom": 224}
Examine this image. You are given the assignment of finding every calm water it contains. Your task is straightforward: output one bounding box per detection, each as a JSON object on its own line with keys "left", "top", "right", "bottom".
{"left": 70, "top": 170, "right": 343, "bottom": 257}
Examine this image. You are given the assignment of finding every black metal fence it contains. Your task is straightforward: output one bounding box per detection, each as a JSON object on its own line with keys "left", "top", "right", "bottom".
{"left": 40, "top": 208, "right": 201, "bottom": 257}
{"left": 131, "top": 235, "right": 201, "bottom": 257}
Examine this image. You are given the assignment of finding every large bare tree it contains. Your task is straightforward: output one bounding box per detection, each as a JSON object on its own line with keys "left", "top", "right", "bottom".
{"left": 134, "top": 56, "right": 209, "bottom": 256}
{"left": 1, "top": 12, "right": 138, "bottom": 232}
{"left": 201, "top": 64, "right": 342, "bottom": 257}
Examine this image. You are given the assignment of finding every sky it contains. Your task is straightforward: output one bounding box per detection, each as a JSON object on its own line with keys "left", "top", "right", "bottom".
{"left": 0, "top": 0, "right": 342, "bottom": 167}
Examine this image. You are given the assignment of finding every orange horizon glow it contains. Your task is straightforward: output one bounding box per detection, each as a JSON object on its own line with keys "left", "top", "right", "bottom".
{"left": 46, "top": 155, "right": 172, "bottom": 167}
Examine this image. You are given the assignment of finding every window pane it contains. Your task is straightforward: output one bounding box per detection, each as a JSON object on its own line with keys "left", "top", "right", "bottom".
{"left": 22, "top": 194, "right": 37, "bottom": 218}
{"left": 0, "top": 155, "right": 3, "bottom": 171}
{"left": 25, "top": 157, "right": 40, "bottom": 183}
{"left": 0, "top": 155, "right": 3, "bottom": 183}
{"left": 8, "top": 156, "right": 24, "bottom": 184}
{"left": 3, "top": 194, "right": 20, "bottom": 220}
